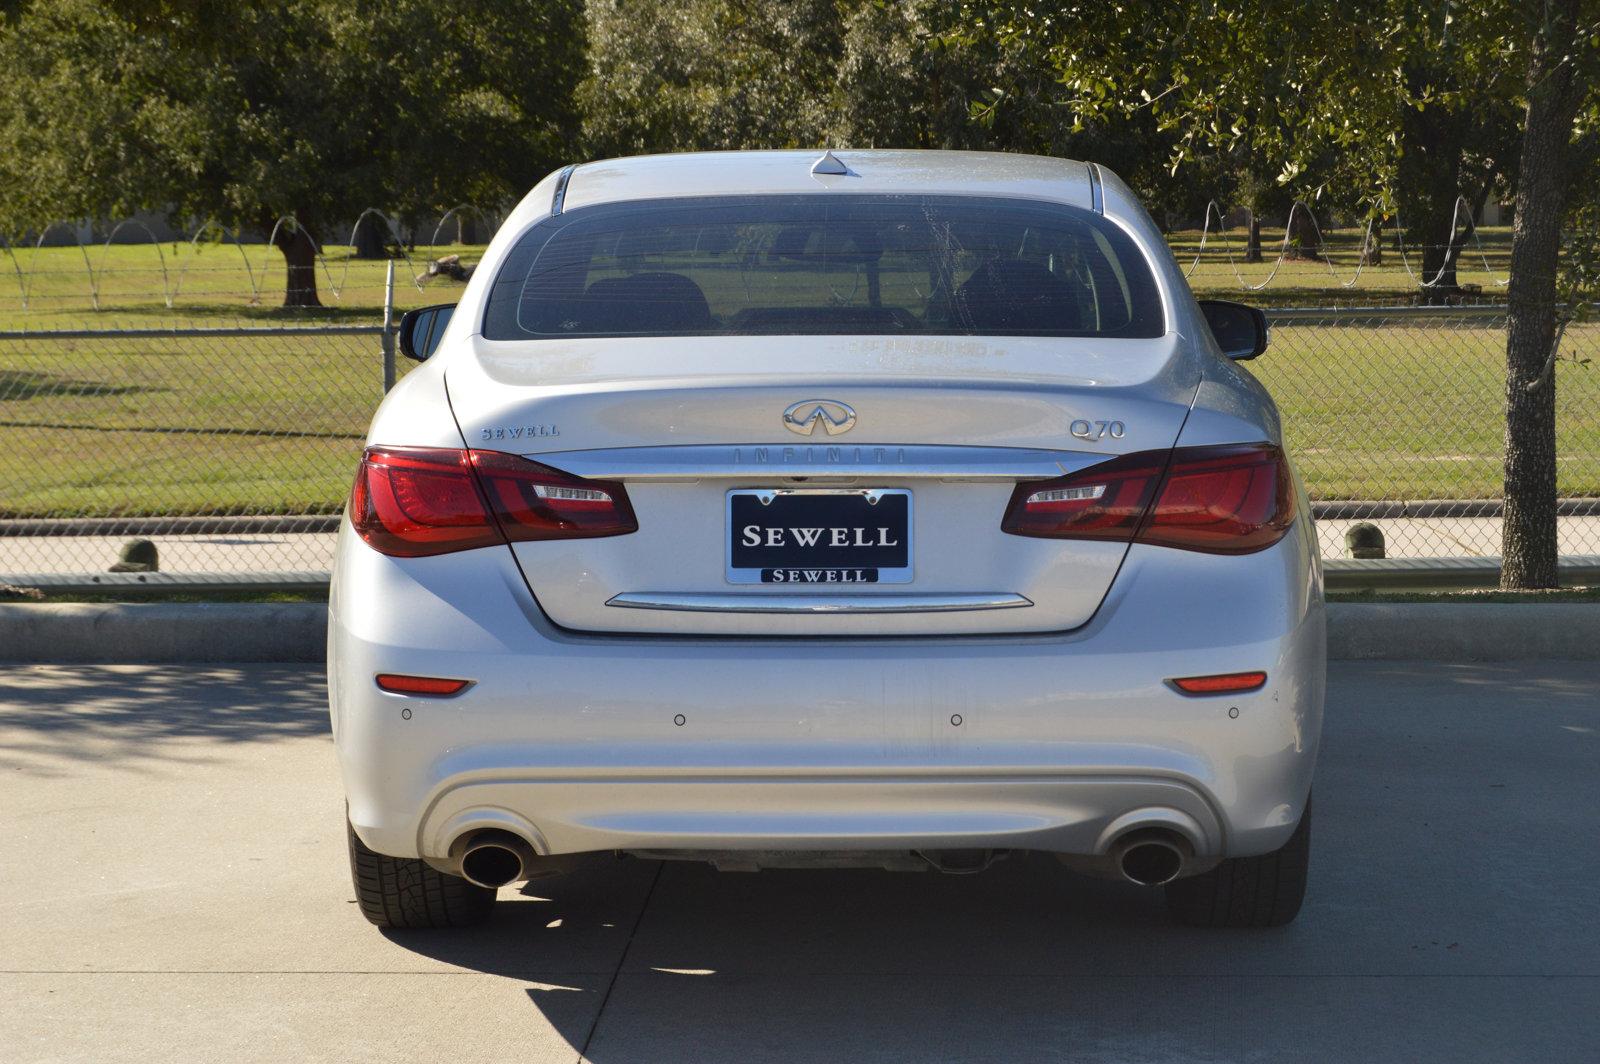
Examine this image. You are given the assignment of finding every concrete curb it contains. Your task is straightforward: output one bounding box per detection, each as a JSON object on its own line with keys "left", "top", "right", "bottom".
{"left": 1324, "top": 603, "right": 1600, "bottom": 661}
{"left": 0, "top": 601, "right": 1596, "bottom": 663}
{"left": 0, "top": 603, "right": 327, "bottom": 663}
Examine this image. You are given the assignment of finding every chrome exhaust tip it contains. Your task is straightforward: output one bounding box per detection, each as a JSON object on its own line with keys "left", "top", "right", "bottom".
{"left": 1112, "top": 830, "right": 1189, "bottom": 887}
{"left": 455, "top": 830, "right": 536, "bottom": 889}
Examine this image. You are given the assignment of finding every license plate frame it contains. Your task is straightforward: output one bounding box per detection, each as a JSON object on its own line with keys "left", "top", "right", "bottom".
{"left": 725, "top": 488, "right": 912, "bottom": 585}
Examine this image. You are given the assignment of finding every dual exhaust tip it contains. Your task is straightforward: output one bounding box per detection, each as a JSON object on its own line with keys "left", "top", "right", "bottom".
{"left": 1110, "top": 829, "right": 1190, "bottom": 886}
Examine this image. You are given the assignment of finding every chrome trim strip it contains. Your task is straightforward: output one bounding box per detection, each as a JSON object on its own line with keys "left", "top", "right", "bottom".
{"left": 533, "top": 444, "right": 1106, "bottom": 481}
{"left": 606, "top": 592, "right": 1034, "bottom": 614}
{"left": 550, "top": 164, "right": 577, "bottom": 215}
{"left": 1088, "top": 163, "right": 1104, "bottom": 214}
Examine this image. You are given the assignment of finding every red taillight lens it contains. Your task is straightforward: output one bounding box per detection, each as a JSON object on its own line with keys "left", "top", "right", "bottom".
{"left": 1000, "top": 451, "right": 1166, "bottom": 540}
{"left": 1141, "top": 444, "right": 1295, "bottom": 554}
{"left": 469, "top": 450, "right": 637, "bottom": 542}
{"left": 351, "top": 447, "right": 501, "bottom": 557}
{"left": 350, "top": 447, "right": 636, "bottom": 557}
{"left": 375, "top": 673, "right": 472, "bottom": 696}
{"left": 1170, "top": 671, "right": 1268, "bottom": 694}
{"left": 1002, "top": 443, "right": 1294, "bottom": 554}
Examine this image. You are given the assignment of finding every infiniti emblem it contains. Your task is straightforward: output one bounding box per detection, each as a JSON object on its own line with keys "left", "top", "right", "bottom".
{"left": 782, "top": 399, "right": 856, "bottom": 436}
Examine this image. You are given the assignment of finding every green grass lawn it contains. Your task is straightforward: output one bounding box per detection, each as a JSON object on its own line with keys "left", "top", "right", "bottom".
{"left": 0, "top": 242, "right": 478, "bottom": 331}
{"left": 0, "top": 243, "right": 448, "bottom": 518}
{"left": 1, "top": 231, "right": 1594, "bottom": 519}
{"left": 0, "top": 330, "right": 398, "bottom": 517}
{"left": 1255, "top": 319, "right": 1600, "bottom": 500}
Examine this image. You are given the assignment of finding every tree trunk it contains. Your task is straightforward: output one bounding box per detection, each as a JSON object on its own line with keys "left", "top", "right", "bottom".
{"left": 1399, "top": 178, "right": 1470, "bottom": 303}
{"left": 273, "top": 222, "right": 322, "bottom": 308}
{"left": 1360, "top": 218, "right": 1383, "bottom": 266}
{"left": 353, "top": 214, "right": 387, "bottom": 259}
{"left": 1411, "top": 197, "right": 1462, "bottom": 297}
{"left": 1501, "top": 3, "right": 1581, "bottom": 589}
{"left": 1244, "top": 209, "right": 1263, "bottom": 263}
{"left": 455, "top": 213, "right": 478, "bottom": 245}
{"left": 1397, "top": 74, "right": 1467, "bottom": 302}
{"left": 1469, "top": 181, "right": 1493, "bottom": 233}
{"left": 1285, "top": 205, "right": 1323, "bottom": 261}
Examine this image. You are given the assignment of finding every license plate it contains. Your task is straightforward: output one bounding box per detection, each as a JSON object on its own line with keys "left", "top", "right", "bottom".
{"left": 726, "top": 489, "right": 912, "bottom": 585}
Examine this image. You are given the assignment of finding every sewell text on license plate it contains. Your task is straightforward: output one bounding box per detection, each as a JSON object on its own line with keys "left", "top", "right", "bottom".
{"left": 726, "top": 488, "right": 911, "bottom": 584}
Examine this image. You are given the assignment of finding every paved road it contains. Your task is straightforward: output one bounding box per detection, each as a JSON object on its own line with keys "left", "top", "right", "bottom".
{"left": 2, "top": 661, "right": 1597, "bottom": 1063}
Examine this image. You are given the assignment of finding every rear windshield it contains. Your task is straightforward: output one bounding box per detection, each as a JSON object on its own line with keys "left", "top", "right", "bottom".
{"left": 482, "top": 194, "right": 1165, "bottom": 340}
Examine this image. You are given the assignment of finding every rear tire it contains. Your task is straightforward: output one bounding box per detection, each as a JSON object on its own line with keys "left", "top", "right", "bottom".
{"left": 347, "top": 819, "right": 495, "bottom": 928}
{"left": 1165, "top": 798, "right": 1311, "bottom": 928}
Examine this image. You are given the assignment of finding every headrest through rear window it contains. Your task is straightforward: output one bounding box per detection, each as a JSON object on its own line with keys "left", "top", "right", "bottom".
{"left": 574, "top": 272, "right": 711, "bottom": 334}
{"left": 953, "top": 259, "right": 1082, "bottom": 334}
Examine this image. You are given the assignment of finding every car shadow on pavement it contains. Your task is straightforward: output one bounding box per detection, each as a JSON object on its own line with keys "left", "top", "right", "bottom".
{"left": 379, "top": 852, "right": 1245, "bottom": 1062}
{"left": 0, "top": 664, "right": 327, "bottom": 775}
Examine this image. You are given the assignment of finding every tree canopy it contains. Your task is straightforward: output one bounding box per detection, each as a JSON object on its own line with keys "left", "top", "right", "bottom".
{"left": 0, "top": 0, "right": 585, "bottom": 304}
{"left": 967, "top": 0, "right": 1600, "bottom": 585}
{"left": 3, "top": 0, "right": 1597, "bottom": 583}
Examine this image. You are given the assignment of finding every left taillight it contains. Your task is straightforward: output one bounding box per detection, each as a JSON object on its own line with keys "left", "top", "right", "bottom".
{"left": 469, "top": 449, "right": 637, "bottom": 542}
{"left": 350, "top": 447, "right": 500, "bottom": 557}
{"left": 350, "top": 446, "right": 636, "bottom": 558}
{"left": 1002, "top": 443, "right": 1294, "bottom": 554}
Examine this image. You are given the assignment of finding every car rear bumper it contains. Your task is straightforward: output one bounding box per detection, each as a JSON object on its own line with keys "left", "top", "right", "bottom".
{"left": 404, "top": 773, "right": 1229, "bottom": 869}
{"left": 329, "top": 518, "right": 1324, "bottom": 866}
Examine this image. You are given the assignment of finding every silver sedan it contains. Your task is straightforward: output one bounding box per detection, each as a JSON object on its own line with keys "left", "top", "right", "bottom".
{"left": 330, "top": 150, "right": 1324, "bottom": 930}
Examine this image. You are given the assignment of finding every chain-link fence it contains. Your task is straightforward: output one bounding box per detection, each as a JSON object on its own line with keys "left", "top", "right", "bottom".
{"left": 0, "top": 322, "right": 386, "bottom": 588}
{"left": 2, "top": 306, "right": 1597, "bottom": 590}
{"left": 1256, "top": 306, "right": 1600, "bottom": 566}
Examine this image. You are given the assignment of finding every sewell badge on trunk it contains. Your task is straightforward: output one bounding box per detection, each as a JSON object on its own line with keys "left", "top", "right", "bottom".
{"left": 726, "top": 489, "right": 912, "bottom": 584}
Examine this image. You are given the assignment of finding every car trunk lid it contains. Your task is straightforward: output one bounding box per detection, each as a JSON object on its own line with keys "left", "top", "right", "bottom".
{"left": 446, "top": 333, "right": 1198, "bottom": 635}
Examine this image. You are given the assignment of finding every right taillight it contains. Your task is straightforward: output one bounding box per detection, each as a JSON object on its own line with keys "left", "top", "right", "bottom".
{"left": 350, "top": 446, "right": 636, "bottom": 557}
{"left": 1139, "top": 443, "right": 1295, "bottom": 554}
{"left": 1003, "top": 443, "right": 1294, "bottom": 554}
{"left": 999, "top": 450, "right": 1167, "bottom": 541}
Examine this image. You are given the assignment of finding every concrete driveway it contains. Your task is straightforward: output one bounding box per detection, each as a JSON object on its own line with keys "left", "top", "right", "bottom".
{"left": 1, "top": 661, "right": 1596, "bottom": 1063}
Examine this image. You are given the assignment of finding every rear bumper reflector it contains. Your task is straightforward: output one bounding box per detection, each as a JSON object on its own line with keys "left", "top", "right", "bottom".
{"left": 1169, "top": 671, "right": 1268, "bottom": 695}
{"left": 375, "top": 674, "right": 473, "bottom": 696}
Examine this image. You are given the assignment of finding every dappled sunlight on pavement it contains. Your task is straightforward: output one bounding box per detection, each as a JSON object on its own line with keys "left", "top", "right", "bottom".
{"left": 1, "top": 662, "right": 1597, "bottom": 1062}
{"left": 0, "top": 664, "right": 327, "bottom": 776}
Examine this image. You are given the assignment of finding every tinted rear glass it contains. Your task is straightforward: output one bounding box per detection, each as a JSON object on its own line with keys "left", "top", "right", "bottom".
{"left": 483, "top": 195, "right": 1165, "bottom": 340}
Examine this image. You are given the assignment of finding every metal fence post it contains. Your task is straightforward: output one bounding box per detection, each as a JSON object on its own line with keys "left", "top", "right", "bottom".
{"left": 380, "top": 258, "right": 397, "bottom": 392}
